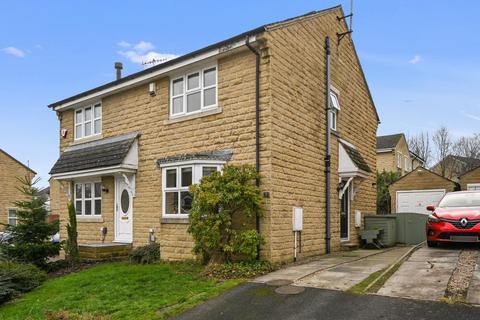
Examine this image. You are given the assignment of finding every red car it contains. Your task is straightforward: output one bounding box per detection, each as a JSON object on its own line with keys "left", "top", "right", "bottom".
{"left": 426, "top": 191, "right": 480, "bottom": 247}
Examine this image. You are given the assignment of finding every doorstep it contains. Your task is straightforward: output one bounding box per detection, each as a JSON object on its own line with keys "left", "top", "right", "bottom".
{"left": 79, "top": 243, "right": 132, "bottom": 261}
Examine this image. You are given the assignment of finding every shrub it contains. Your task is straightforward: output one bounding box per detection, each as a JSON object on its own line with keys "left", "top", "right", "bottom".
{"left": 65, "top": 202, "right": 79, "bottom": 265}
{"left": 377, "top": 170, "right": 399, "bottom": 214}
{"left": 129, "top": 243, "right": 160, "bottom": 264}
{"left": 0, "top": 262, "right": 47, "bottom": 304}
{"left": 45, "top": 259, "right": 71, "bottom": 273}
{"left": 0, "top": 177, "right": 60, "bottom": 268}
{"left": 188, "top": 165, "right": 264, "bottom": 264}
{"left": 202, "top": 260, "right": 277, "bottom": 280}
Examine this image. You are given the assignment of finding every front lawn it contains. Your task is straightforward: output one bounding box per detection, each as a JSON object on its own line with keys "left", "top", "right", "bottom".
{"left": 0, "top": 262, "right": 242, "bottom": 320}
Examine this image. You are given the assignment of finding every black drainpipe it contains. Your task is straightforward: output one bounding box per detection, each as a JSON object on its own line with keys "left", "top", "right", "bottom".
{"left": 325, "top": 36, "right": 332, "bottom": 254}
{"left": 246, "top": 37, "right": 261, "bottom": 259}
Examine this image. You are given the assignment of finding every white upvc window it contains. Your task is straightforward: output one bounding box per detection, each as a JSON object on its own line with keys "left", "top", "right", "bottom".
{"left": 329, "top": 91, "right": 340, "bottom": 131}
{"left": 404, "top": 156, "right": 409, "bottom": 172}
{"left": 74, "top": 181, "right": 102, "bottom": 216}
{"left": 74, "top": 103, "right": 102, "bottom": 140}
{"left": 467, "top": 183, "right": 480, "bottom": 191}
{"left": 8, "top": 209, "right": 17, "bottom": 226}
{"left": 397, "top": 152, "right": 402, "bottom": 168}
{"left": 170, "top": 66, "right": 217, "bottom": 117}
{"left": 161, "top": 162, "right": 222, "bottom": 217}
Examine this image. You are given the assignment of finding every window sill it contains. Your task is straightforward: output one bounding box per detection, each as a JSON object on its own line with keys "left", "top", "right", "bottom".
{"left": 77, "top": 216, "right": 104, "bottom": 223}
{"left": 163, "top": 107, "right": 222, "bottom": 125}
{"left": 161, "top": 217, "right": 189, "bottom": 224}
{"left": 71, "top": 134, "right": 103, "bottom": 146}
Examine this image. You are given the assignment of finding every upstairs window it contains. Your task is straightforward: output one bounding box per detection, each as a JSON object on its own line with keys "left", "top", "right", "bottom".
{"left": 75, "top": 103, "right": 102, "bottom": 140}
{"left": 397, "top": 152, "right": 402, "bottom": 168}
{"left": 170, "top": 66, "right": 217, "bottom": 117}
{"left": 329, "top": 91, "right": 340, "bottom": 131}
{"left": 8, "top": 209, "right": 17, "bottom": 226}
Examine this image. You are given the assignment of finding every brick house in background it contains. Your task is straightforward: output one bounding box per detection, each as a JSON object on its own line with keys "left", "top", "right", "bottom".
{"left": 376, "top": 133, "right": 424, "bottom": 176}
{"left": 431, "top": 155, "right": 480, "bottom": 182}
{"left": 0, "top": 149, "right": 36, "bottom": 228}
{"left": 49, "top": 6, "right": 379, "bottom": 263}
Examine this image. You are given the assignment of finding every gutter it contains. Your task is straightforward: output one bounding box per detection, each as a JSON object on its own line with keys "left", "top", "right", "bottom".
{"left": 325, "top": 36, "right": 332, "bottom": 254}
{"left": 245, "top": 37, "right": 261, "bottom": 260}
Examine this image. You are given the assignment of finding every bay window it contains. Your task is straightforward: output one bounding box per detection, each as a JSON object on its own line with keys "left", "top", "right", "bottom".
{"left": 75, "top": 103, "right": 102, "bottom": 140}
{"left": 162, "top": 163, "right": 222, "bottom": 217}
{"left": 74, "top": 181, "right": 102, "bottom": 216}
{"left": 170, "top": 66, "right": 217, "bottom": 117}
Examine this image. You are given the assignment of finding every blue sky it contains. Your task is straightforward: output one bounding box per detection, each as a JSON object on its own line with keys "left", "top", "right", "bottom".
{"left": 1, "top": 0, "right": 479, "bottom": 187}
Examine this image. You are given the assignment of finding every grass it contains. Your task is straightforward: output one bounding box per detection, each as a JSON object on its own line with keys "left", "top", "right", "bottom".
{"left": 0, "top": 262, "right": 242, "bottom": 320}
{"left": 346, "top": 268, "right": 387, "bottom": 295}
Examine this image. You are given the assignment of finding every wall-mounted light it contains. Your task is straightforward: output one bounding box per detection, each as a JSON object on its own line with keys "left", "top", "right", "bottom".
{"left": 149, "top": 82, "right": 156, "bottom": 96}
{"left": 100, "top": 226, "right": 107, "bottom": 243}
{"left": 149, "top": 228, "right": 156, "bottom": 243}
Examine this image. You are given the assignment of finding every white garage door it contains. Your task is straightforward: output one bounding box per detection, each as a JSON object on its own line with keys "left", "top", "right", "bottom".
{"left": 396, "top": 189, "right": 446, "bottom": 214}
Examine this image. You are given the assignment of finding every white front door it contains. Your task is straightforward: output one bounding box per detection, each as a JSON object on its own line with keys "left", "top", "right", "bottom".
{"left": 396, "top": 190, "right": 445, "bottom": 214}
{"left": 115, "top": 176, "right": 133, "bottom": 243}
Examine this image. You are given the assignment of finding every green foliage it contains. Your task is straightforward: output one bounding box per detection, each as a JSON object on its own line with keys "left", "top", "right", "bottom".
{"left": 377, "top": 171, "right": 399, "bottom": 214}
{"left": 65, "top": 202, "right": 79, "bottom": 265}
{"left": 0, "top": 261, "right": 47, "bottom": 304}
{"left": 0, "top": 177, "right": 60, "bottom": 268}
{"left": 187, "top": 165, "right": 264, "bottom": 264}
{"left": 129, "top": 243, "right": 160, "bottom": 264}
{"left": 202, "top": 260, "right": 277, "bottom": 280}
{"left": 45, "top": 259, "right": 71, "bottom": 273}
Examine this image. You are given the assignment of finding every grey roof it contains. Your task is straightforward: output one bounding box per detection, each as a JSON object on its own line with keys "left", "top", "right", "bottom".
{"left": 448, "top": 155, "right": 480, "bottom": 168}
{"left": 340, "top": 142, "right": 372, "bottom": 173}
{"left": 49, "top": 132, "right": 139, "bottom": 175}
{"left": 376, "top": 134, "right": 404, "bottom": 150}
{"left": 157, "top": 149, "right": 233, "bottom": 166}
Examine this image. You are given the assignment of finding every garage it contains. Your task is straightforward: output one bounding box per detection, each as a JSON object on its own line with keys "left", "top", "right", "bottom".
{"left": 396, "top": 189, "right": 445, "bottom": 214}
{"left": 389, "top": 167, "right": 459, "bottom": 214}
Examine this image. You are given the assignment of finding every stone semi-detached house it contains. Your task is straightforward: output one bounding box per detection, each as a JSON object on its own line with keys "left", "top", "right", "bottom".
{"left": 49, "top": 6, "right": 379, "bottom": 263}
{"left": 0, "top": 149, "right": 36, "bottom": 228}
{"left": 376, "top": 133, "right": 424, "bottom": 176}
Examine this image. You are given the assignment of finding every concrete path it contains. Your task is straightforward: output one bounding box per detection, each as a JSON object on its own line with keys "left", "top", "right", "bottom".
{"left": 173, "top": 283, "right": 480, "bottom": 320}
{"left": 378, "top": 246, "right": 460, "bottom": 301}
{"left": 467, "top": 255, "right": 480, "bottom": 304}
{"left": 296, "top": 246, "right": 411, "bottom": 290}
{"left": 255, "top": 246, "right": 412, "bottom": 291}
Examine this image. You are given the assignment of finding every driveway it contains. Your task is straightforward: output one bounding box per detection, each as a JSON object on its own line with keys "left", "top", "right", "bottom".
{"left": 173, "top": 283, "right": 480, "bottom": 320}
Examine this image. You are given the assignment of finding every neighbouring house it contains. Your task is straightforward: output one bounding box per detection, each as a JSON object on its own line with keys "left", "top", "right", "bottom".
{"left": 389, "top": 167, "right": 459, "bottom": 214}
{"left": 431, "top": 155, "right": 480, "bottom": 182}
{"left": 376, "top": 133, "right": 424, "bottom": 177}
{"left": 0, "top": 149, "right": 36, "bottom": 228}
{"left": 459, "top": 165, "right": 480, "bottom": 191}
{"left": 48, "top": 6, "right": 379, "bottom": 263}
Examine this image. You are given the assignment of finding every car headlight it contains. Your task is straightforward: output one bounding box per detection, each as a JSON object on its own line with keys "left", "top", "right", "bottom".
{"left": 427, "top": 214, "right": 440, "bottom": 223}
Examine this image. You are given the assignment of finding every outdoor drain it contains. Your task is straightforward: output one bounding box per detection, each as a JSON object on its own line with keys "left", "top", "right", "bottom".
{"left": 265, "top": 279, "right": 305, "bottom": 295}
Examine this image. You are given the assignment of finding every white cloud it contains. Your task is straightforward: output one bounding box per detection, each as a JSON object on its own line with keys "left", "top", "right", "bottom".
{"left": 408, "top": 54, "right": 422, "bottom": 64}
{"left": 133, "top": 41, "right": 155, "bottom": 52}
{"left": 117, "top": 41, "right": 131, "bottom": 48}
{"left": 462, "top": 111, "right": 480, "bottom": 121}
{"left": 117, "top": 40, "right": 178, "bottom": 68}
{"left": 1, "top": 46, "right": 26, "bottom": 57}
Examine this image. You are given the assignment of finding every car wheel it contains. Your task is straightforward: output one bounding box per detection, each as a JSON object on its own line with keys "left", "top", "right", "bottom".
{"left": 427, "top": 241, "right": 437, "bottom": 247}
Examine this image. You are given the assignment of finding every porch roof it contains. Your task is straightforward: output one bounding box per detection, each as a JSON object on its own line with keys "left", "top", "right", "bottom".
{"left": 49, "top": 132, "right": 139, "bottom": 177}
{"left": 338, "top": 141, "right": 372, "bottom": 179}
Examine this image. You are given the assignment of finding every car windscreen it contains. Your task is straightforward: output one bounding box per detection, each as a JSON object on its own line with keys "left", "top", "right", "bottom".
{"left": 438, "top": 193, "right": 480, "bottom": 207}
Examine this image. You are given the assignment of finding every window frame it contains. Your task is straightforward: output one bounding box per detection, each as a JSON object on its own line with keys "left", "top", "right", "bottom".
{"left": 74, "top": 103, "right": 102, "bottom": 140}
{"left": 404, "top": 156, "right": 409, "bottom": 172}
{"left": 74, "top": 180, "right": 102, "bottom": 217}
{"left": 7, "top": 208, "right": 17, "bottom": 226}
{"left": 161, "top": 161, "right": 223, "bottom": 218}
{"left": 467, "top": 183, "right": 480, "bottom": 191}
{"left": 397, "top": 152, "right": 402, "bottom": 168}
{"left": 329, "top": 91, "right": 340, "bottom": 131}
{"left": 169, "top": 65, "right": 218, "bottom": 118}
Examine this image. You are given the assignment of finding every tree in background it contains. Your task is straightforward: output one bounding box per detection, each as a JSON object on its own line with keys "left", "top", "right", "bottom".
{"left": 65, "top": 202, "right": 79, "bottom": 265}
{"left": 433, "top": 126, "right": 453, "bottom": 177}
{"left": 0, "top": 177, "right": 60, "bottom": 269}
{"left": 188, "top": 165, "right": 264, "bottom": 264}
{"left": 377, "top": 170, "right": 399, "bottom": 214}
{"left": 408, "top": 131, "right": 431, "bottom": 167}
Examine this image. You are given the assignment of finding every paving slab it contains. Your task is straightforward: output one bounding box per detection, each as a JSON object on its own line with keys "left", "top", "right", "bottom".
{"left": 467, "top": 255, "right": 480, "bottom": 304}
{"left": 378, "top": 247, "right": 460, "bottom": 301}
{"left": 254, "top": 248, "right": 396, "bottom": 283}
{"left": 296, "top": 246, "right": 412, "bottom": 290}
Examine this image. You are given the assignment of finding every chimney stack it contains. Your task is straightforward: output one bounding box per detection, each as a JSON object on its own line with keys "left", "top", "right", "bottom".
{"left": 114, "top": 62, "right": 123, "bottom": 80}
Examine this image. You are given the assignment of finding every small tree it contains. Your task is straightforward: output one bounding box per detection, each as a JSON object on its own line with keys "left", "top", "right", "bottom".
{"left": 187, "top": 165, "right": 264, "bottom": 264}
{"left": 377, "top": 171, "right": 399, "bottom": 214}
{"left": 64, "top": 202, "right": 79, "bottom": 265}
{"left": 1, "top": 177, "right": 60, "bottom": 268}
